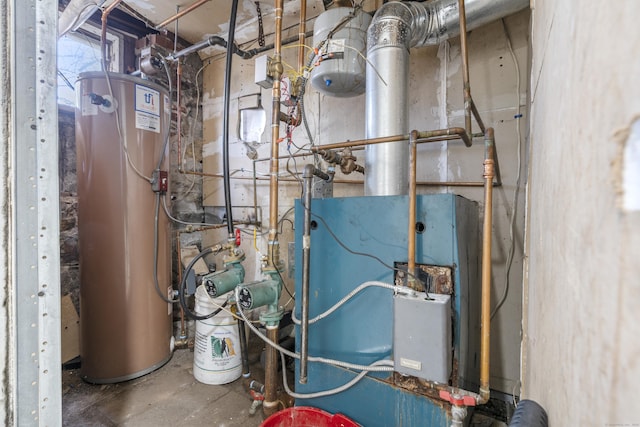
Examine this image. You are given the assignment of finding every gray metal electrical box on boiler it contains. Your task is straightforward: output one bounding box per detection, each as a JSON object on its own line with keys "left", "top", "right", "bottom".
{"left": 393, "top": 292, "right": 452, "bottom": 383}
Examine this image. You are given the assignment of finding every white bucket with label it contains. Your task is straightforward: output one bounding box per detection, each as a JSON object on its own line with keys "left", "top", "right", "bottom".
{"left": 193, "top": 285, "right": 242, "bottom": 384}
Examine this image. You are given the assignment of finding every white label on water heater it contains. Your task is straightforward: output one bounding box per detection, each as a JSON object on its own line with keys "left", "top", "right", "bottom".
{"left": 135, "top": 111, "right": 160, "bottom": 133}
{"left": 135, "top": 84, "right": 161, "bottom": 133}
{"left": 81, "top": 94, "right": 98, "bottom": 116}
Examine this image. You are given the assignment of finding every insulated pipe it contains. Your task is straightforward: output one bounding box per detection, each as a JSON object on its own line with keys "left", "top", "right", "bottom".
{"left": 300, "top": 165, "right": 331, "bottom": 384}
{"left": 479, "top": 128, "right": 495, "bottom": 404}
{"left": 223, "top": 0, "right": 240, "bottom": 237}
{"left": 365, "top": 0, "right": 528, "bottom": 195}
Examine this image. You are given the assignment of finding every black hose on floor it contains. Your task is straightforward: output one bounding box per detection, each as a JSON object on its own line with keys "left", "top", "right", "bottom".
{"left": 509, "top": 400, "right": 548, "bottom": 427}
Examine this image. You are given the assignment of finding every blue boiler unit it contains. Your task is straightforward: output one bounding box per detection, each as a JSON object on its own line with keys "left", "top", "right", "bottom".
{"left": 294, "top": 194, "right": 480, "bottom": 427}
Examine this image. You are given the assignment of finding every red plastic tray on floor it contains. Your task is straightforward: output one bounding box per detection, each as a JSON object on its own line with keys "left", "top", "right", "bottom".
{"left": 260, "top": 406, "right": 360, "bottom": 427}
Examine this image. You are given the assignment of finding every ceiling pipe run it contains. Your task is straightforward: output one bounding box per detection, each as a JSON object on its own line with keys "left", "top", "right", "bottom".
{"left": 364, "top": 0, "right": 528, "bottom": 196}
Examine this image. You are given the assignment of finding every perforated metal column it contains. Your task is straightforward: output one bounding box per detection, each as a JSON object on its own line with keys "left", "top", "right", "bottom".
{"left": 8, "top": 0, "right": 62, "bottom": 425}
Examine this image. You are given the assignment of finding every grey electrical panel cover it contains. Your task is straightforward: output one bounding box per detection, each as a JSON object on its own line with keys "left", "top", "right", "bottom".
{"left": 393, "top": 292, "right": 452, "bottom": 383}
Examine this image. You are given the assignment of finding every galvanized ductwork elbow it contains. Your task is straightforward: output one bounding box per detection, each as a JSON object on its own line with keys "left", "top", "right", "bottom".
{"left": 364, "top": 0, "right": 528, "bottom": 196}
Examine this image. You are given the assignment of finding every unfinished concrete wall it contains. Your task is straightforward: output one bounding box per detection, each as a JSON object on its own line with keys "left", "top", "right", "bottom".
{"left": 59, "top": 108, "right": 80, "bottom": 309}
{"left": 202, "top": 8, "right": 530, "bottom": 396}
{"left": 524, "top": 0, "right": 640, "bottom": 424}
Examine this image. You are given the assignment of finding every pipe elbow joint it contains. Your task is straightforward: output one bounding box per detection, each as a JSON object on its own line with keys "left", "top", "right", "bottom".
{"left": 367, "top": 1, "right": 415, "bottom": 53}
{"left": 302, "top": 164, "right": 315, "bottom": 179}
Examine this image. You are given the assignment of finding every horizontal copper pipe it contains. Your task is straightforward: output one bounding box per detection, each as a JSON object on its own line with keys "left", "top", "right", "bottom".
{"left": 155, "top": 0, "right": 211, "bottom": 30}
{"left": 310, "top": 130, "right": 484, "bottom": 153}
{"left": 203, "top": 173, "right": 495, "bottom": 187}
{"left": 311, "top": 135, "right": 408, "bottom": 151}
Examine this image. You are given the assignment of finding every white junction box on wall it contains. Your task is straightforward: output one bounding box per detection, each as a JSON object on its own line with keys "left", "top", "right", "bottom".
{"left": 394, "top": 292, "right": 452, "bottom": 384}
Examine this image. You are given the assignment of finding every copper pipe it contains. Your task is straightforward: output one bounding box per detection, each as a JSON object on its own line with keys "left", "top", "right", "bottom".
{"left": 312, "top": 135, "right": 409, "bottom": 151}
{"left": 176, "top": 234, "right": 186, "bottom": 339}
{"left": 268, "top": 0, "right": 284, "bottom": 267}
{"left": 176, "top": 61, "right": 183, "bottom": 169}
{"left": 298, "top": 0, "right": 307, "bottom": 74}
{"left": 309, "top": 130, "right": 483, "bottom": 153}
{"left": 263, "top": 0, "right": 285, "bottom": 417}
{"left": 263, "top": 326, "right": 280, "bottom": 416}
{"left": 479, "top": 128, "right": 495, "bottom": 404}
{"left": 101, "top": 0, "right": 123, "bottom": 69}
{"left": 155, "top": 0, "right": 211, "bottom": 30}
{"left": 470, "top": 99, "right": 486, "bottom": 134}
{"left": 407, "top": 131, "right": 418, "bottom": 290}
{"left": 458, "top": 0, "right": 472, "bottom": 143}
{"left": 279, "top": 111, "right": 301, "bottom": 127}
{"left": 491, "top": 138, "right": 503, "bottom": 186}
{"left": 202, "top": 173, "right": 492, "bottom": 186}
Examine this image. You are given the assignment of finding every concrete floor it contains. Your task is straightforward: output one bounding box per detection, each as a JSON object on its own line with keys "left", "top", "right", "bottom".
{"left": 62, "top": 331, "right": 509, "bottom": 427}
{"left": 62, "top": 348, "right": 266, "bottom": 427}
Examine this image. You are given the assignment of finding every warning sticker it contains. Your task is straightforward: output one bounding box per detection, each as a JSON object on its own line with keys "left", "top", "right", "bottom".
{"left": 325, "top": 38, "right": 346, "bottom": 54}
{"left": 135, "top": 111, "right": 160, "bottom": 133}
{"left": 81, "top": 94, "right": 98, "bottom": 116}
{"left": 135, "top": 84, "right": 160, "bottom": 117}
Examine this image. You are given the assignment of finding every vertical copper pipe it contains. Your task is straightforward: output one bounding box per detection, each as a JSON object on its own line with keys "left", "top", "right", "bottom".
{"left": 101, "top": 0, "right": 123, "bottom": 69}
{"left": 298, "top": 0, "right": 307, "bottom": 74}
{"left": 407, "top": 131, "right": 418, "bottom": 290}
{"left": 176, "top": 234, "right": 186, "bottom": 339}
{"left": 458, "top": 0, "right": 472, "bottom": 139}
{"left": 176, "top": 61, "right": 183, "bottom": 170}
{"left": 155, "top": 0, "right": 211, "bottom": 30}
{"left": 263, "top": 0, "right": 284, "bottom": 417}
{"left": 263, "top": 326, "right": 280, "bottom": 415}
{"left": 479, "top": 128, "right": 495, "bottom": 404}
{"left": 470, "top": 99, "right": 486, "bottom": 134}
{"left": 268, "top": 0, "right": 284, "bottom": 267}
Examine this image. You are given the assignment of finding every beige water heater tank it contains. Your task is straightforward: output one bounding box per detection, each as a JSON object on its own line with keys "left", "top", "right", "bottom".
{"left": 75, "top": 72, "right": 172, "bottom": 383}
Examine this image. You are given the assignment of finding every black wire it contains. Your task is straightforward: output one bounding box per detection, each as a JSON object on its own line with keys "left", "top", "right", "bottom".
{"left": 307, "top": 206, "right": 427, "bottom": 289}
{"left": 57, "top": 70, "right": 74, "bottom": 90}
{"left": 222, "top": 0, "right": 240, "bottom": 236}
{"left": 279, "top": 218, "right": 294, "bottom": 234}
{"left": 179, "top": 247, "right": 229, "bottom": 320}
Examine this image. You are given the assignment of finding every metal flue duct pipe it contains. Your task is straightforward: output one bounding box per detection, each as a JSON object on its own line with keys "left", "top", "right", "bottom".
{"left": 364, "top": 0, "right": 528, "bottom": 196}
